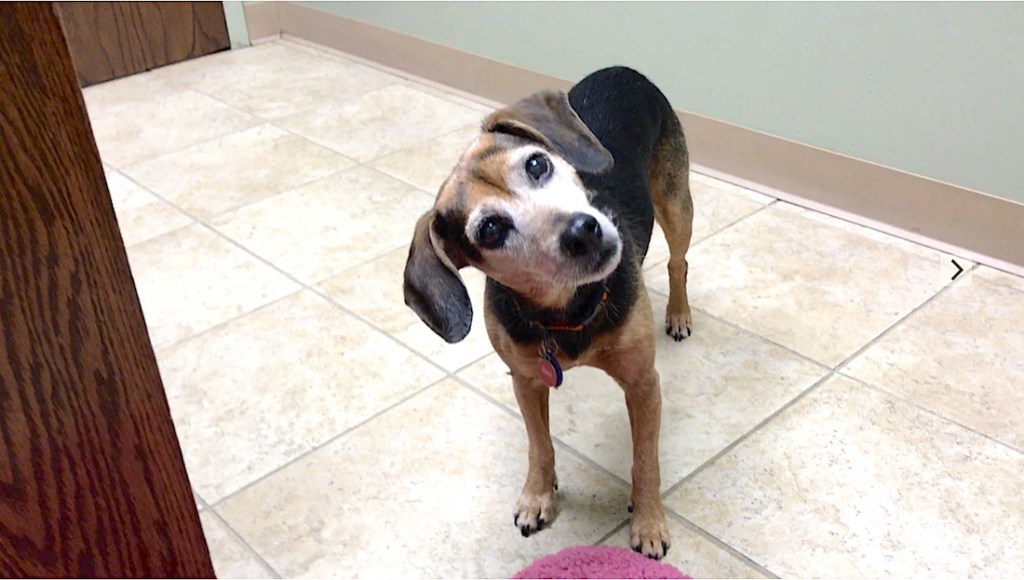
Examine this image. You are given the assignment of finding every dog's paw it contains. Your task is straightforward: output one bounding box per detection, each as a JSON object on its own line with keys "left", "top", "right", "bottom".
{"left": 630, "top": 512, "right": 671, "bottom": 560}
{"left": 513, "top": 486, "right": 557, "bottom": 538}
{"left": 665, "top": 309, "right": 692, "bottom": 342}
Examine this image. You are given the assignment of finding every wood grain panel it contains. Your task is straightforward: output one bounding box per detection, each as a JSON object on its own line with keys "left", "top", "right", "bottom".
{"left": 56, "top": 1, "right": 229, "bottom": 86}
{"left": 0, "top": 4, "right": 214, "bottom": 577}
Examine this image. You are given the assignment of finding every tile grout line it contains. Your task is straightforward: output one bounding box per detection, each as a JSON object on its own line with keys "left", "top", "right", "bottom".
{"left": 591, "top": 519, "right": 630, "bottom": 546}
{"left": 587, "top": 501, "right": 778, "bottom": 577}
{"left": 284, "top": 35, "right": 502, "bottom": 113}
{"left": 660, "top": 368, "right": 836, "bottom": 500}
{"left": 643, "top": 199, "right": 778, "bottom": 274}
{"left": 364, "top": 122, "right": 479, "bottom": 169}
{"left": 644, "top": 287, "right": 832, "bottom": 371}
{"left": 113, "top": 91, "right": 443, "bottom": 293}
{"left": 181, "top": 160, "right": 375, "bottom": 229}
{"left": 116, "top": 119, "right": 266, "bottom": 172}
{"left": 124, "top": 169, "right": 490, "bottom": 517}
{"left": 451, "top": 328, "right": 782, "bottom": 578}
{"left": 196, "top": 495, "right": 282, "bottom": 579}
{"left": 449, "top": 374, "right": 634, "bottom": 490}
{"left": 657, "top": 265, "right": 977, "bottom": 503}
{"left": 308, "top": 285, "right": 451, "bottom": 378}
{"left": 831, "top": 264, "right": 976, "bottom": 373}
{"left": 101, "top": 51, "right": 490, "bottom": 532}
{"left": 661, "top": 509, "right": 779, "bottom": 579}
{"left": 122, "top": 162, "right": 495, "bottom": 454}
{"left": 192, "top": 68, "right": 481, "bottom": 174}
{"left": 106, "top": 168, "right": 199, "bottom": 246}
{"left": 118, "top": 171, "right": 447, "bottom": 372}
{"left": 647, "top": 256, "right": 979, "bottom": 377}
{"left": 119, "top": 135, "right": 365, "bottom": 220}
{"left": 445, "top": 349, "right": 498, "bottom": 377}
{"left": 97, "top": 88, "right": 265, "bottom": 167}
{"left": 839, "top": 371, "right": 1024, "bottom": 458}
{"left": 153, "top": 288, "right": 305, "bottom": 355}
{"left": 211, "top": 375, "right": 450, "bottom": 509}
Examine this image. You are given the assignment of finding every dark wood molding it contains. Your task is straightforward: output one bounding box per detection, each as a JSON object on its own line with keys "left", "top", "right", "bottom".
{"left": 56, "top": 1, "right": 230, "bottom": 86}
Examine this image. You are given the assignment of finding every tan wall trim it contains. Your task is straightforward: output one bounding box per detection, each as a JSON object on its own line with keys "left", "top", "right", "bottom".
{"left": 251, "top": 1, "right": 1024, "bottom": 274}
{"left": 242, "top": 1, "right": 281, "bottom": 44}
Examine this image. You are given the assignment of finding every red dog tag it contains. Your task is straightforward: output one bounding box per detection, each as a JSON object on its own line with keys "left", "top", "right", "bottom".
{"left": 537, "top": 352, "right": 563, "bottom": 388}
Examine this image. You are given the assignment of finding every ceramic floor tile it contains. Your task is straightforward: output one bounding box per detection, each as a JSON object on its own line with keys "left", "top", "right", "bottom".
{"left": 646, "top": 177, "right": 773, "bottom": 267}
{"left": 275, "top": 84, "right": 483, "bottom": 162}
{"left": 458, "top": 292, "right": 827, "bottom": 488}
{"left": 604, "top": 517, "right": 769, "bottom": 579}
{"left": 975, "top": 264, "right": 1024, "bottom": 293}
{"left": 665, "top": 375, "right": 1024, "bottom": 578}
{"left": 212, "top": 166, "right": 431, "bottom": 285}
{"left": 316, "top": 247, "right": 493, "bottom": 372}
{"left": 155, "top": 41, "right": 400, "bottom": 119}
{"left": 690, "top": 173, "right": 775, "bottom": 204}
{"left": 105, "top": 169, "right": 192, "bottom": 247}
{"left": 81, "top": 70, "right": 189, "bottom": 112}
{"left": 159, "top": 291, "right": 443, "bottom": 502}
{"left": 126, "top": 224, "right": 300, "bottom": 350}
{"left": 123, "top": 124, "right": 354, "bottom": 219}
{"left": 778, "top": 203, "right": 977, "bottom": 268}
{"left": 646, "top": 202, "right": 947, "bottom": 367}
{"left": 85, "top": 88, "right": 260, "bottom": 167}
{"left": 151, "top": 41, "right": 337, "bottom": 83}
{"left": 217, "top": 380, "right": 630, "bottom": 578}
{"left": 843, "top": 271, "right": 1024, "bottom": 450}
{"left": 200, "top": 511, "right": 275, "bottom": 579}
{"left": 370, "top": 125, "right": 479, "bottom": 194}
{"left": 402, "top": 80, "right": 499, "bottom": 113}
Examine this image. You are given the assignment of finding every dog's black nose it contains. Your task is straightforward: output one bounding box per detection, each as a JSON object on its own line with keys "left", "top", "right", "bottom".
{"left": 561, "top": 213, "right": 603, "bottom": 257}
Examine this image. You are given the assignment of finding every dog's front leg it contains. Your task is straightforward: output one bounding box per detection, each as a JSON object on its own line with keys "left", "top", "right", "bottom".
{"left": 511, "top": 371, "right": 557, "bottom": 537}
{"left": 624, "top": 367, "right": 670, "bottom": 559}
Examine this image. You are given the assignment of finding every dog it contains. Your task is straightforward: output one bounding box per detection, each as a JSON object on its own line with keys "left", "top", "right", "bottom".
{"left": 403, "top": 66, "right": 693, "bottom": 560}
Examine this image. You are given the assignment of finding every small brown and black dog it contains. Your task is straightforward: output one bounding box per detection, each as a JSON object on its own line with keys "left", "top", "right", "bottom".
{"left": 403, "top": 66, "right": 692, "bottom": 559}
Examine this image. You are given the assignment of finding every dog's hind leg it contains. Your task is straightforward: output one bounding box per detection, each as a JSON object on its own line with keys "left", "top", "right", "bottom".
{"left": 649, "top": 113, "right": 694, "bottom": 341}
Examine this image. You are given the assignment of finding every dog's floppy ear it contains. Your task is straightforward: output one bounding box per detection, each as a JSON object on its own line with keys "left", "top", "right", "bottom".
{"left": 403, "top": 210, "right": 473, "bottom": 344}
{"left": 483, "top": 89, "right": 613, "bottom": 174}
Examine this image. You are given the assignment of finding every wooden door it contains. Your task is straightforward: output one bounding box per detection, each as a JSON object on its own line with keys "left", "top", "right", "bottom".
{"left": 0, "top": 3, "right": 214, "bottom": 577}
{"left": 56, "top": 1, "right": 230, "bottom": 87}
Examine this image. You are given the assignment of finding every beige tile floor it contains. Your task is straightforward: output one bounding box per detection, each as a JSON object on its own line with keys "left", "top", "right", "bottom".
{"left": 84, "top": 40, "right": 1024, "bottom": 578}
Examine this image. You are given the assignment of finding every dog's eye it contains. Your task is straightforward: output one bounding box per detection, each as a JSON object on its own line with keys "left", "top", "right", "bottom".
{"left": 478, "top": 216, "right": 512, "bottom": 250}
{"left": 524, "top": 153, "right": 551, "bottom": 182}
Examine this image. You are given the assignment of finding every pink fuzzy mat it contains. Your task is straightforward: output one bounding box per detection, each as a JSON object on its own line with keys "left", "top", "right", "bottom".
{"left": 513, "top": 545, "right": 690, "bottom": 579}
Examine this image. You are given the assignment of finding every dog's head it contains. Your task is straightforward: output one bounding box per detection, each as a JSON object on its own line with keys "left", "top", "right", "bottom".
{"left": 403, "top": 89, "right": 621, "bottom": 343}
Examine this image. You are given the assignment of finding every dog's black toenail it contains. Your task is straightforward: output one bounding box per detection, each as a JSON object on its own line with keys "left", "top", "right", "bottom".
{"left": 521, "top": 526, "right": 530, "bottom": 538}
{"left": 631, "top": 544, "right": 641, "bottom": 553}
{"left": 662, "top": 541, "right": 669, "bottom": 555}
{"left": 687, "top": 327, "right": 692, "bottom": 336}
{"left": 627, "top": 502, "right": 633, "bottom": 513}
{"left": 537, "top": 518, "right": 546, "bottom": 529}
{"left": 553, "top": 482, "right": 558, "bottom": 491}
{"left": 514, "top": 514, "right": 519, "bottom": 526}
